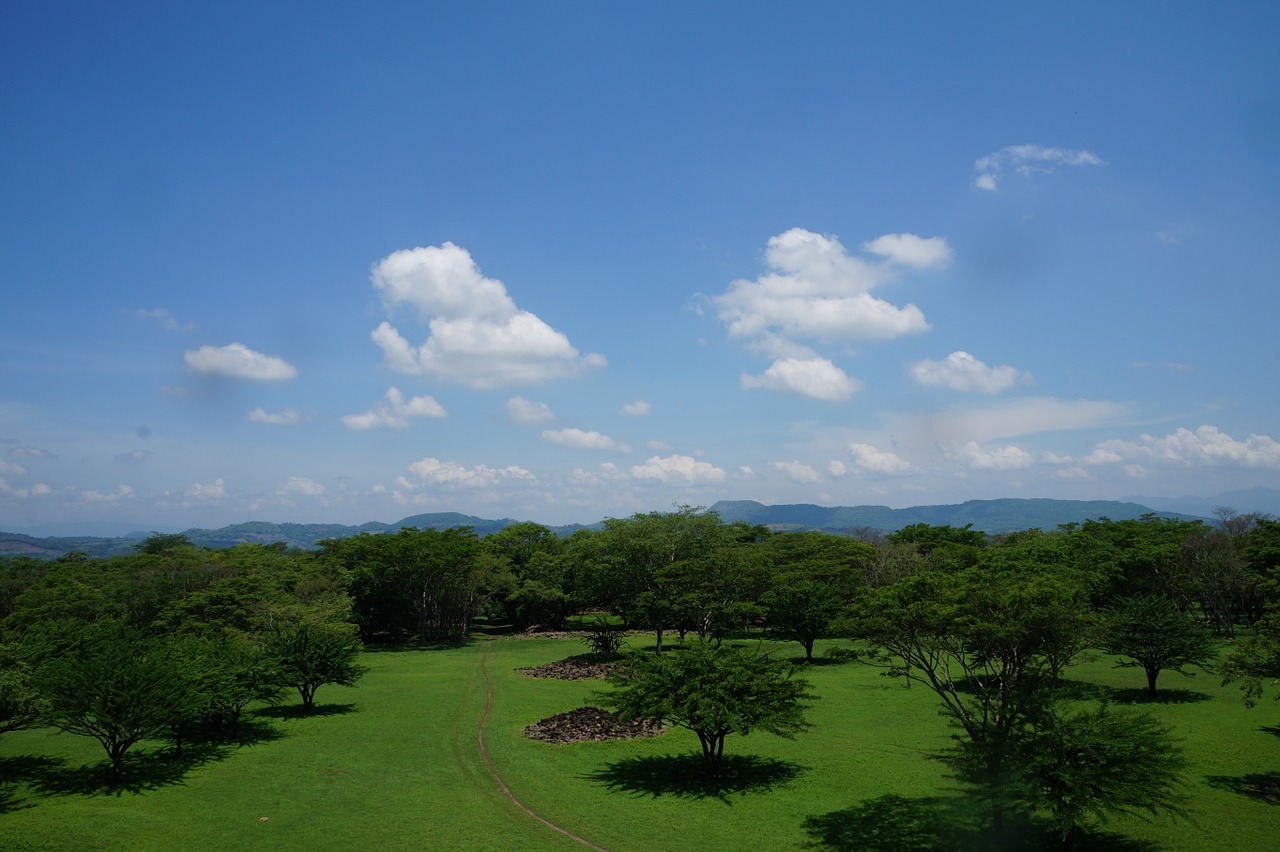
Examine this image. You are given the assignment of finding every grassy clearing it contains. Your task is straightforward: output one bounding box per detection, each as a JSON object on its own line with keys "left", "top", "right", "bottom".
{"left": 1, "top": 635, "right": 1277, "bottom": 850}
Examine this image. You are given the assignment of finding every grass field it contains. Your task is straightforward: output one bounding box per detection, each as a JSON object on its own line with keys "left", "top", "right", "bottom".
{"left": 1, "top": 634, "right": 1277, "bottom": 850}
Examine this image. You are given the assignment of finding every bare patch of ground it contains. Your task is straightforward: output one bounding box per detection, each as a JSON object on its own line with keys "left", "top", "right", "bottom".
{"left": 524, "top": 706, "right": 665, "bottom": 744}
{"left": 518, "top": 653, "right": 621, "bottom": 680}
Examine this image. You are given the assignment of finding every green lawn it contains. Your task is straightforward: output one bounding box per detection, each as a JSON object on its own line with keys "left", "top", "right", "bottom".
{"left": 2, "top": 636, "right": 1277, "bottom": 850}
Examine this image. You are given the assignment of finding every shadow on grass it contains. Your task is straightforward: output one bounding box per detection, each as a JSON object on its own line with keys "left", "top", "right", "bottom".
{"left": 1107, "top": 687, "right": 1213, "bottom": 705}
{"left": 17, "top": 741, "right": 233, "bottom": 798}
{"left": 1261, "top": 725, "right": 1280, "bottom": 740}
{"left": 1206, "top": 772, "right": 1280, "bottom": 805}
{"left": 252, "top": 702, "right": 357, "bottom": 720}
{"left": 0, "top": 755, "right": 64, "bottom": 813}
{"left": 802, "top": 794, "right": 1163, "bottom": 851}
{"left": 585, "top": 752, "right": 806, "bottom": 802}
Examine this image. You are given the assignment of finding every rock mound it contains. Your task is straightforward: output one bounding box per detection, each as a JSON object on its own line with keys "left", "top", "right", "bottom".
{"left": 524, "top": 706, "right": 665, "bottom": 744}
{"left": 518, "top": 653, "right": 621, "bottom": 680}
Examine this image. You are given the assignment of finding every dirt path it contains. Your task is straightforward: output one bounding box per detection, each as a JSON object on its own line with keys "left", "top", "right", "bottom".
{"left": 476, "top": 637, "right": 609, "bottom": 851}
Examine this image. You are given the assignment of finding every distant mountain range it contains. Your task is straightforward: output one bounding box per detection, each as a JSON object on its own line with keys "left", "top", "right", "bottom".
{"left": 4, "top": 489, "right": 1277, "bottom": 560}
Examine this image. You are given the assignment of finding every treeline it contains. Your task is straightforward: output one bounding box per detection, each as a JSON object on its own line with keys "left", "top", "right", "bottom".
{"left": 2, "top": 507, "right": 1279, "bottom": 811}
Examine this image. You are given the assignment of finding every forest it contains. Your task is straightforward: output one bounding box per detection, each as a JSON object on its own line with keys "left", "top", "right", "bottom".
{"left": 2, "top": 506, "right": 1278, "bottom": 849}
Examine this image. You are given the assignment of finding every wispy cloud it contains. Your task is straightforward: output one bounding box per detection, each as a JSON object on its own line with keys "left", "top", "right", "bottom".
{"left": 506, "top": 396, "right": 556, "bottom": 425}
{"left": 249, "top": 408, "right": 301, "bottom": 426}
{"left": 973, "top": 144, "right": 1103, "bottom": 191}
{"left": 128, "top": 307, "right": 195, "bottom": 332}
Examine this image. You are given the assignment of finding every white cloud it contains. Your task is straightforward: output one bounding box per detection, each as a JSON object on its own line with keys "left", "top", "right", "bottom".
{"left": 1086, "top": 425, "right": 1280, "bottom": 469}
{"left": 769, "top": 460, "right": 822, "bottom": 484}
{"left": 8, "top": 447, "right": 55, "bottom": 459}
{"left": 908, "top": 351, "right": 1031, "bottom": 393}
{"left": 114, "top": 450, "right": 152, "bottom": 464}
{"left": 629, "top": 454, "right": 726, "bottom": 485}
{"left": 902, "top": 397, "right": 1126, "bottom": 445}
{"left": 248, "top": 407, "right": 301, "bottom": 426}
{"left": 0, "top": 460, "right": 28, "bottom": 476}
{"left": 408, "top": 457, "right": 535, "bottom": 488}
{"left": 713, "top": 228, "right": 933, "bottom": 343}
{"left": 949, "top": 441, "right": 1035, "bottom": 471}
{"left": 369, "top": 242, "right": 606, "bottom": 389}
{"left": 506, "top": 396, "right": 555, "bottom": 425}
{"left": 185, "top": 478, "right": 227, "bottom": 500}
{"left": 973, "top": 144, "right": 1104, "bottom": 191}
{"left": 342, "top": 387, "right": 446, "bottom": 430}
{"left": 847, "top": 443, "right": 917, "bottom": 475}
{"left": 82, "top": 484, "right": 134, "bottom": 502}
{"left": 861, "top": 233, "right": 954, "bottom": 269}
{"left": 184, "top": 343, "right": 297, "bottom": 381}
{"left": 276, "top": 476, "right": 326, "bottom": 497}
{"left": 130, "top": 307, "right": 194, "bottom": 332}
{"left": 621, "top": 399, "right": 651, "bottom": 416}
{"left": 741, "top": 357, "right": 863, "bottom": 402}
{"left": 542, "top": 428, "right": 630, "bottom": 453}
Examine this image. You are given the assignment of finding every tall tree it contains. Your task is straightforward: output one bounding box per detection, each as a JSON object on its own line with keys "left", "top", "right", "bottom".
{"left": 1104, "top": 595, "right": 1214, "bottom": 696}
{"left": 602, "top": 640, "right": 811, "bottom": 776}
{"left": 266, "top": 620, "right": 366, "bottom": 710}
{"left": 37, "top": 622, "right": 183, "bottom": 783}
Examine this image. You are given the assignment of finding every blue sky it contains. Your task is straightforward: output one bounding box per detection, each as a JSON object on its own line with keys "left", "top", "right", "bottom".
{"left": 3, "top": 2, "right": 1279, "bottom": 534}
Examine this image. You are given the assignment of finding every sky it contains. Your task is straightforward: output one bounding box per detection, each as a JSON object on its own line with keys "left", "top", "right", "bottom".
{"left": 3, "top": 2, "right": 1279, "bottom": 535}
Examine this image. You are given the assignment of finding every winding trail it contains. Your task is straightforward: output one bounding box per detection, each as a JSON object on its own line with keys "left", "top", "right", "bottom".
{"left": 477, "top": 637, "right": 609, "bottom": 851}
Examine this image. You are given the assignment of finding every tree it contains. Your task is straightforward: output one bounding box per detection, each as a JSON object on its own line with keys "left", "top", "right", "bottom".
{"left": 1220, "top": 611, "right": 1280, "bottom": 708}
{"left": 763, "top": 580, "right": 846, "bottom": 661}
{"left": 1104, "top": 595, "right": 1213, "bottom": 696}
{"left": 602, "top": 640, "right": 812, "bottom": 776}
{"left": 851, "top": 562, "right": 1089, "bottom": 830}
{"left": 37, "top": 622, "right": 183, "bottom": 782}
{"left": 266, "top": 621, "right": 366, "bottom": 710}
{"left": 1030, "top": 704, "right": 1186, "bottom": 849}
{"left": 0, "top": 645, "right": 44, "bottom": 736}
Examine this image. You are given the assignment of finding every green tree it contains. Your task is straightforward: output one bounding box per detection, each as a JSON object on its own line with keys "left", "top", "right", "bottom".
{"left": 852, "top": 562, "right": 1089, "bottom": 830}
{"left": 602, "top": 640, "right": 812, "bottom": 776}
{"left": 1220, "top": 611, "right": 1280, "bottom": 708}
{"left": 266, "top": 621, "right": 366, "bottom": 710}
{"left": 0, "top": 645, "right": 44, "bottom": 736}
{"left": 1030, "top": 704, "right": 1186, "bottom": 849}
{"left": 1105, "top": 595, "right": 1213, "bottom": 696}
{"left": 37, "top": 622, "right": 183, "bottom": 782}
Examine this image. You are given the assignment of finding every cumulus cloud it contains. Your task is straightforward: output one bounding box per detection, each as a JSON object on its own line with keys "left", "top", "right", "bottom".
{"left": 369, "top": 242, "right": 606, "bottom": 389}
{"left": 741, "top": 357, "right": 863, "bottom": 402}
{"left": 949, "top": 441, "right": 1035, "bottom": 471}
{"left": 276, "top": 476, "right": 326, "bottom": 497}
{"left": 184, "top": 343, "right": 297, "bottom": 381}
{"left": 248, "top": 407, "right": 301, "bottom": 426}
{"left": 714, "top": 228, "right": 934, "bottom": 343}
{"left": 0, "top": 460, "right": 28, "bottom": 476}
{"left": 629, "top": 454, "right": 726, "bottom": 485}
{"left": 861, "top": 234, "right": 954, "bottom": 269}
{"left": 342, "top": 387, "right": 446, "bottom": 430}
{"left": 621, "top": 399, "right": 651, "bottom": 416}
{"left": 973, "top": 144, "right": 1104, "bottom": 191}
{"left": 185, "top": 478, "right": 227, "bottom": 500}
{"left": 909, "top": 351, "right": 1031, "bottom": 393}
{"left": 846, "top": 443, "right": 917, "bottom": 475}
{"left": 1085, "top": 425, "right": 1280, "bottom": 469}
{"left": 506, "top": 396, "right": 555, "bottom": 425}
{"left": 542, "top": 428, "right": 631, "bottom": 453}
{"left": 408, "top": 457, "right": 535, "bottom": 488}
{"left": 83, "top": 484, "right": 135, "bottom": 502}
{"left": 770, "top": 460, "right": 822, "bottom": 484}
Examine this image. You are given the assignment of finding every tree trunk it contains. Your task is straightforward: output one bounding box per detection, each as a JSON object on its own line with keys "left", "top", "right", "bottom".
{"left": 1146, "top": 666, "right": 1159, "bottom": 696}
